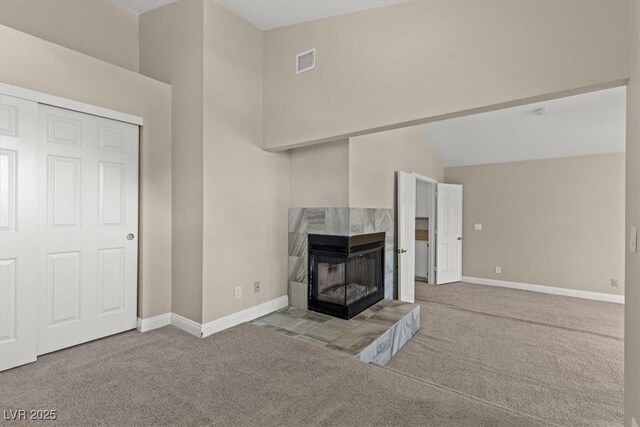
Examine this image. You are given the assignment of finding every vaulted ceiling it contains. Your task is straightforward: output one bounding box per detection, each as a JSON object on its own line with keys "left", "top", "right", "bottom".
{"left": 422, "top": 87, "right": 626, "bottom": 167}
{"left": 112, "top": 0, "right": 410, "bottom": 30}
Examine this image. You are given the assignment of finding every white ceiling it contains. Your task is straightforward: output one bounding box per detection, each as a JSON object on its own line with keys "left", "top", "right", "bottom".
{"left": 112, "top": 0, "right": 177, "bottom": 14}
{"left": 215, "top": 0, "right": 410, "bottom": 30}
{"left": 112, "top": 0, "right": 410, "bottom": 29}
{"left": 422, "top": 87, "right": 626, "bottom": 167}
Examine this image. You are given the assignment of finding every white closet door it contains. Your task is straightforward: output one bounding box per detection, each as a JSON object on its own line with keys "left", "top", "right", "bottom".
{"left": 397, "top": 171, "right": 416, "bottom": 303}
{"left": 436, "top": 183, "right": 463, "bottom": 284}
{"left": 0, "top": 95, "right": 39, "bottom": 371}
{"left": 37, "top": 105, "right": 138, "bottom": 355}
{"left": 415, "top": 241, "right": 429, "bottom": 278}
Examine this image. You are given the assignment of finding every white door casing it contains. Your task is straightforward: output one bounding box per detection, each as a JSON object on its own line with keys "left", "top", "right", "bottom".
{"left": 36, "top": 105, "right": 138, "bottom": 355}
{"left": 0, "top": 95, "right": 39, "bottom": 371}
{"left": 436, "top": 183, "right": 463, "bottom": 284}
{"left": 397, "top": 171, "right": 416, "bottom": 303}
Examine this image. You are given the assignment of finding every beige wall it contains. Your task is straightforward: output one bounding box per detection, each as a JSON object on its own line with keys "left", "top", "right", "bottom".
{"left": 263, "top": 0, "right": 629, "bottom": 151}
{"left": 0, "top": 25, "right": 172, "bottom": 318}
{"left": 288, "top": 125, "right": 443, "bottom": 210}
{"left": 445, "top": 153, "right": 625, "bottom": 296}
{"left": 625, "top": 1, "right": 640, "bottom": 425}
{"left": 140, "top": 1, "right": 290, "bottom": 324}
{"left": 349, "top": 126, "right": 444, "bottom": 209}
{"left": 289, "top": 140, "right": 349, "bottom": 208}
{"left": 140, "top": 0, "right": 205, "bottom": 323}
{"left": 0, "top": 0, "right": 139, "bottom": 72}
{"left": 201, "top": 1, "right": 289, "bottom": 324}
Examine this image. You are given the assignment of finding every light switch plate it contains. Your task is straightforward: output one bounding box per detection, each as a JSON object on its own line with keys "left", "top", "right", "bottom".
{"left": 474, "top": 223, "right": 482, "bottom": 231}
{"left": 631, "top": 226, "right": 638, "bottom": 253}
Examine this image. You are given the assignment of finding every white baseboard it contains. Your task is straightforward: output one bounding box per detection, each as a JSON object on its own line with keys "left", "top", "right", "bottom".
{"left": 171, "top": 313, "right": 203, "bottom": 337}
{"left": 461, "top": 276, "right": 625, "bottom": 304}
{"left": 137, "top": 313, "right": 171, "bottom": 332}
{"left": 201, "top": 295, "right": 289, "bottom": 338}
{"left": 136, "top": 295, "right": 289, "bottom": 338}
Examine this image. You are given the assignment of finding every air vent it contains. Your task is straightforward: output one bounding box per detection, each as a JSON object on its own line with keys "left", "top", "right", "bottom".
{"left": 296, "top": 48, "right": 316, "bottom": 74}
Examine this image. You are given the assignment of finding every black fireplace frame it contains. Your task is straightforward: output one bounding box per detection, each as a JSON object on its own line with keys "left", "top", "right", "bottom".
{"left": 308, "top": 232, "right": 385, "bottom": 319}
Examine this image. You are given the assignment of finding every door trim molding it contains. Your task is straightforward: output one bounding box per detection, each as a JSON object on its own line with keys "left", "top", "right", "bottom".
{"left": 462, "top": 276, "right": 625, "bottom": 304}
{"left": 0, "top": 83, "right": 143, "bottom": 125}
{"left": 413, "top": 173, "right": 438, "bottom": 184}
{"left": 136, "top": 295, "right": 290, "bottom": 337}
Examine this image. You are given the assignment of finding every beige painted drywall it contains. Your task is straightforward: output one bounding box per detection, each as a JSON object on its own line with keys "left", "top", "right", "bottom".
{"left": 288, "top": 125, "right": 443, "bottom": 210}
{"left": 444, "top": 153, "right": 625, "bottom": 295}
{"left": 289, "top": 140, "right": 349, "bottom": 208}
{"left": 263, "top": 0, "right": 629, "bottom": 150}
{"left": 0, "top": 25, "right": 172, "bottom": 318}
{"left": 0, "top": 0, "right": 139, "bottom": 72}
{"left": 349, "top": 126, "right": 444, "bottom": 209}
{"left": 138, "top": 1, "right": 289, "bottom": 324}
{"left": 625, "top": 1, "right": 640, "bottom": 425}
{"left": 201, "top": 1, "right": 289, "bottom": 324}
{"left": 139, "top": 0, "right": 204, "bottom": 323}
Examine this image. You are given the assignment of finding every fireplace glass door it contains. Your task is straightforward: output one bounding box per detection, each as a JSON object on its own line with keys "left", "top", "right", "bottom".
{"left": 315, "top": 251, "right": 381, "bottom": 307}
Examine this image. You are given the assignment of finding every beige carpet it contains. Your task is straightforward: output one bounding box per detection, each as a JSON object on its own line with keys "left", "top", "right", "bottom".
{"left": 0, "top": 282, "right": 622, "bottom": 426}
{"left": 415, "top": 281, "right": 624, "bottom": 339}
{"left": 384, "top": 282, "right": 625, "bottom": 427}
{"left": 1, "top": 322, "right": 545, "bottom": 426}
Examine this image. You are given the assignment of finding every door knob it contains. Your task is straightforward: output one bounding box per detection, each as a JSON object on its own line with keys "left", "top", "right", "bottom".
{"left": 397, "top": 248, "right": 407, "bottom": 254}
{"left": 127, "top": 233, "right": 135, "bottom": 241}
{"left": 457, "top": 237, "right": 462, "bottom": 240}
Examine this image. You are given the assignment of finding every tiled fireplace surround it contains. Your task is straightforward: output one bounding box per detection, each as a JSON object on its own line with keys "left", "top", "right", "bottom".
{"left": 288, "top": 208, "right": 395, "bottom": 309}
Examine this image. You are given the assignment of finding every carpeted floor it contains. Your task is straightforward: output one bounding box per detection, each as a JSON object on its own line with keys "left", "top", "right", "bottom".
{"left": 0, "top": 322, "right": 542, "bottom": 426}
{"left": 0, "top": 282, "right": 623, "bottom": 426}
{"left": 386, "top": 282, "right": 624, "bottom": 427}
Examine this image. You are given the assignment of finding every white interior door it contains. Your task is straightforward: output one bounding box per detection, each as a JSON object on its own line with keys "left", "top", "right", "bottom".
{"left": 397, "top": 171, "right": 416, "bottom": 302}
{"left": 436, "top": 183, "right": 463, "bottom": 284}
{"left": 36, "top": 105, "right": 138, "bottom": 355}
{"left": 0, "top": 95, "right": 39, "bottom": 371}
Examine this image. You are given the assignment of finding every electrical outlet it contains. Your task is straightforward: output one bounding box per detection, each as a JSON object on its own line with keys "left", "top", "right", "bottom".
{"left": 495, "top": 266, "right": 502, "bottom": 274}
{"left": 474, "top": 223, "right": 482, "bottom": 231}
{"left": 254, "top": 281, "right": 261, "bottom": 293}
{"left": 611, "top": 279, "right": 618, "bottom": 288}
{"left": 234, "top": 286, "right": 242, "bottom": 299}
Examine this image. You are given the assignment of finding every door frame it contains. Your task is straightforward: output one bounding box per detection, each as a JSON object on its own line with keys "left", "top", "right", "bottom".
{"left": 397, "top": 171, "right": 439, "bottom": 302}
{"left": 0, "top": 83, "right": 143, "bottom": 126}
{"left": 414, "top": 174, "right": 437, "bottom": 285}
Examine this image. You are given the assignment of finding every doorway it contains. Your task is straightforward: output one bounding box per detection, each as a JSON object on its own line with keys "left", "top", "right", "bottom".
{"left": 415, "top": 176, "right": 436, "bottom": 285}
{"left": 397, "top": 172, "right": 463, "bottom": 303}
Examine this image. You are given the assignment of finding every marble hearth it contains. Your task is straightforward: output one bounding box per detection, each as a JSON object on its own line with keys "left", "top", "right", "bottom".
{"left": 253, "top": 299, "right": 419, "bottom": 365}
{"left": 288, "top": 207, "right": 395, "bottom": 310}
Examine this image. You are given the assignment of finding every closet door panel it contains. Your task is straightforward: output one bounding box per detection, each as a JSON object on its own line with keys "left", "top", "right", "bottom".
{"left": 0, "top": 95, "right": 38, "bottom": 371}
{"left": 37, "top": 105, "right": 138, "bottom": 355}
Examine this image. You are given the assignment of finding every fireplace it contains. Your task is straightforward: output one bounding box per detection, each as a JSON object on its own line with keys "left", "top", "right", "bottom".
{"left": 308, "top": 232, "right": 385, "bottom": 319}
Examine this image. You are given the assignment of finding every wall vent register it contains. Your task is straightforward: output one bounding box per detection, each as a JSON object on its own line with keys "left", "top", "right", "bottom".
{"left": 296, "top": 48, "right": 316, "bottom": 74}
